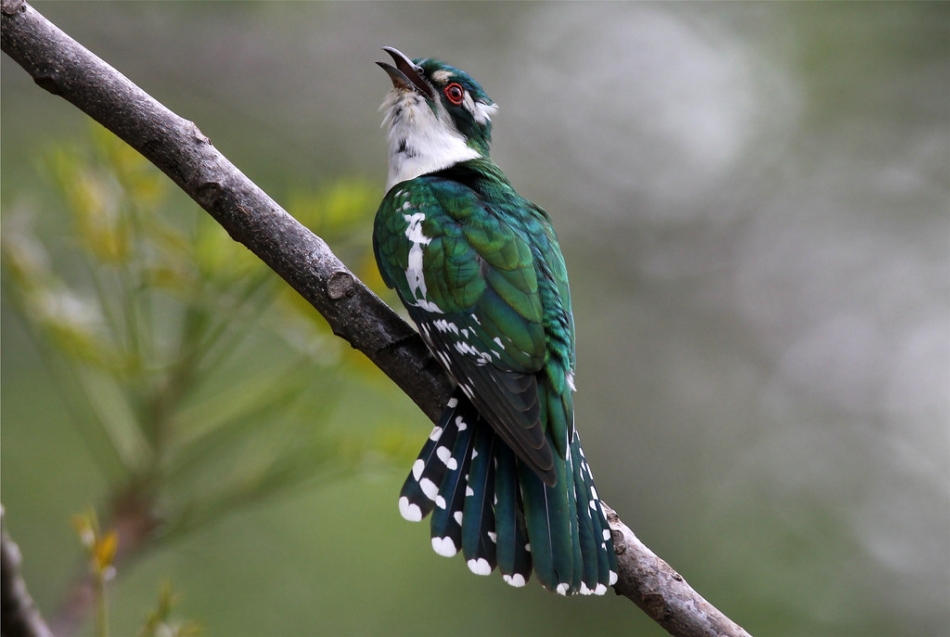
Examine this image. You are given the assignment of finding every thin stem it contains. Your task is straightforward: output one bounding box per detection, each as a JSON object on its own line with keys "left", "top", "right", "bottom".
{"left": 94, "top": 572, "right": 109, "bottom": 637}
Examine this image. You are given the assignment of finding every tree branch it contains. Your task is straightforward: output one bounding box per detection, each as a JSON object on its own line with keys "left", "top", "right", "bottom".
{"left": 604, "top": 504, "right": 752, "bottom": 637}
{"left": 1, "top": 2, "right": 752, "bottom": 636}
{"left": 0, "top": 0, "right": 450, "bottom": 424}
{"left": 1, "top": 505, "right": 55, "bottom": 637}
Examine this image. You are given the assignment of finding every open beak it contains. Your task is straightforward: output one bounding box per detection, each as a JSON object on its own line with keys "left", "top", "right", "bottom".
{"left": 377, "top": 46, "right": 434, "bottom": 99}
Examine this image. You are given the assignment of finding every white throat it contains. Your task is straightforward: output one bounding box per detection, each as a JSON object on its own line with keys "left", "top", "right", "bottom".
{"left": 381, "top": 90, "right": 480, "bottom": 191}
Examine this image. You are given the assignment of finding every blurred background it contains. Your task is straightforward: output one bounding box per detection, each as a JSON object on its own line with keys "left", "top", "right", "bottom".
{"left": 2, "top": 2, "right": 947, "bottom": 636}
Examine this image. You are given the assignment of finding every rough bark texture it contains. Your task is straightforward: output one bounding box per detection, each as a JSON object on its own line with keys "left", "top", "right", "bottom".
{"left": 2, "top": 2, "right": 753, "bottom": 636}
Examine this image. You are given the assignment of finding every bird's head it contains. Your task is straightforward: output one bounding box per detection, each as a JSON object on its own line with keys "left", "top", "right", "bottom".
{"left": 378, "top": 46, "right": 498, "bottom": 189}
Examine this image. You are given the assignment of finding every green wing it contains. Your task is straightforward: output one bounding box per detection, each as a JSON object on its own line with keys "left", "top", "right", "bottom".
{"left": 374, "top": 163, "right": 575, "bottom": 484}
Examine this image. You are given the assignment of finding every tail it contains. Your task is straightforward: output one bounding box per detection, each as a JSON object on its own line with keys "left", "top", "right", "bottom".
{"left": 398, "top": 389, "right": 618, "bottom": 595}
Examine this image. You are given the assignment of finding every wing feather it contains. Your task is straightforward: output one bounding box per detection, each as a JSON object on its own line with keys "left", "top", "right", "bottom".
{"left": 374, "top": 164, "right": 574, "bottom": 485}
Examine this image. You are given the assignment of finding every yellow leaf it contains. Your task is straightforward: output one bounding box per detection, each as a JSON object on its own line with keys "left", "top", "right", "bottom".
{"left": 95, "top": 530, "right": 118, "bottom": 571}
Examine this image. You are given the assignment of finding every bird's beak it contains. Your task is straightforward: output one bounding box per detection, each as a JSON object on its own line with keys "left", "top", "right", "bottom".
{"left": 377, "top": 46, "right": 434, "bottom": 99}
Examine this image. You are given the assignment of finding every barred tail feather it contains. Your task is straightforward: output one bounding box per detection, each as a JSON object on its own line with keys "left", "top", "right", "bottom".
{"left": 429, "top": 412, "right": 476, "bottom": 558}
{"left": 518, "top": 457, "right": 575, "bottom": 595}
{"left": 564, "top": 443, "right": 585, "bottom": 594}
{"left": 398, "top": 394, "right": 465, "bottom": 522}
{"left": 569, "top": 434, "right": 611, "bottom": 594}
{"left": 494, "top": 443, "right": 532, "bottom": 587}
{"left": 461, "top": 425, "right": 497, "bottom": 575}
{"left": 575, "top": 438, "right": 619, "bottom": 590}
{"left": 398, "top": 394, "right": 617, "bottom": 595}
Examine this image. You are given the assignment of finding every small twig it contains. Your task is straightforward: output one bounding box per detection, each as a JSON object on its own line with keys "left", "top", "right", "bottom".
{"left": 1, "top": 3, "right": 753, "bottom": 636}
{"left": 1, "top": 504, "right": 55, "bottom": 637}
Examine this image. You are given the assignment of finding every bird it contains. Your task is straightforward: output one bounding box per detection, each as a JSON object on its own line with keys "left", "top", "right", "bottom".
{"left": 373, "top": 46, "right": 618, "bottom": 596}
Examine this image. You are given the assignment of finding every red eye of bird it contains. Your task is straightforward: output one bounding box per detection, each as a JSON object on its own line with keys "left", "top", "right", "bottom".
{"left": 444, "top": 83, "right": 465, "bottom": 105}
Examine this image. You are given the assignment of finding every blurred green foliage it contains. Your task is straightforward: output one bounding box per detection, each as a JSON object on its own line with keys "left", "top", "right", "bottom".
{"left": 138, "top": 581, "right": 200, "bottom": 637}
{"left": 1, "top": 123, "right": 419, "bottom": 622}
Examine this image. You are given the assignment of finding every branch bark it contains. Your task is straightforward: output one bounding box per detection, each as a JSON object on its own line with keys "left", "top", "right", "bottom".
{"left": 1, "top": 505, "right": 55, "bottom": 637}
{"left": 1, "top": 3, "right": 752, "bottom": 636}
{"left": 604, "top": 504, "right": 752, "bottom": 637}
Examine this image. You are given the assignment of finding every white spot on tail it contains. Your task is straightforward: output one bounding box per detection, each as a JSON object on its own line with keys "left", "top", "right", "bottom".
{"left": 556, "top": 583, "right": 570, "bottom": 596}
{"left": 455, "top": 415, "right": 468, "bottom": 431}
{"left": 399, "top": 497, "right": 422, "bottom": 522}
{"left": 447, "top": 397, "right": 459, "bottom": 408}
{"left": 420, "top": 478, "right": 438, "bottom": 501}
{"left": 594, "top": 583, "right": 607, "bottom": 595}
{"left": 503, "top": 574, "right": 526, "bottom": 588}
{"left": 436, "top": 446, "right": 457, "bottom": 470}
{"left": 431, "top": 536, "right": 458, "bottom": 557}
{"left": 412, "top": 459, "right": 425, "bottom": 480}
{"left": 467, "top": 558, "right": 492, "bottom": 576}
{"left": 453, "top": 510, "right": 463, "bottom": 525}
{"left": 435, "top": 495, "right": 446, "bottom": 509}
{"left": 487, "top": 531, "right": 497, "bottom": 543}
{"left": 428, "top": 425, "right": 443, "bottom": 442}
{"left": 609, "top": 571, "right": 618, "bottom": 586}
